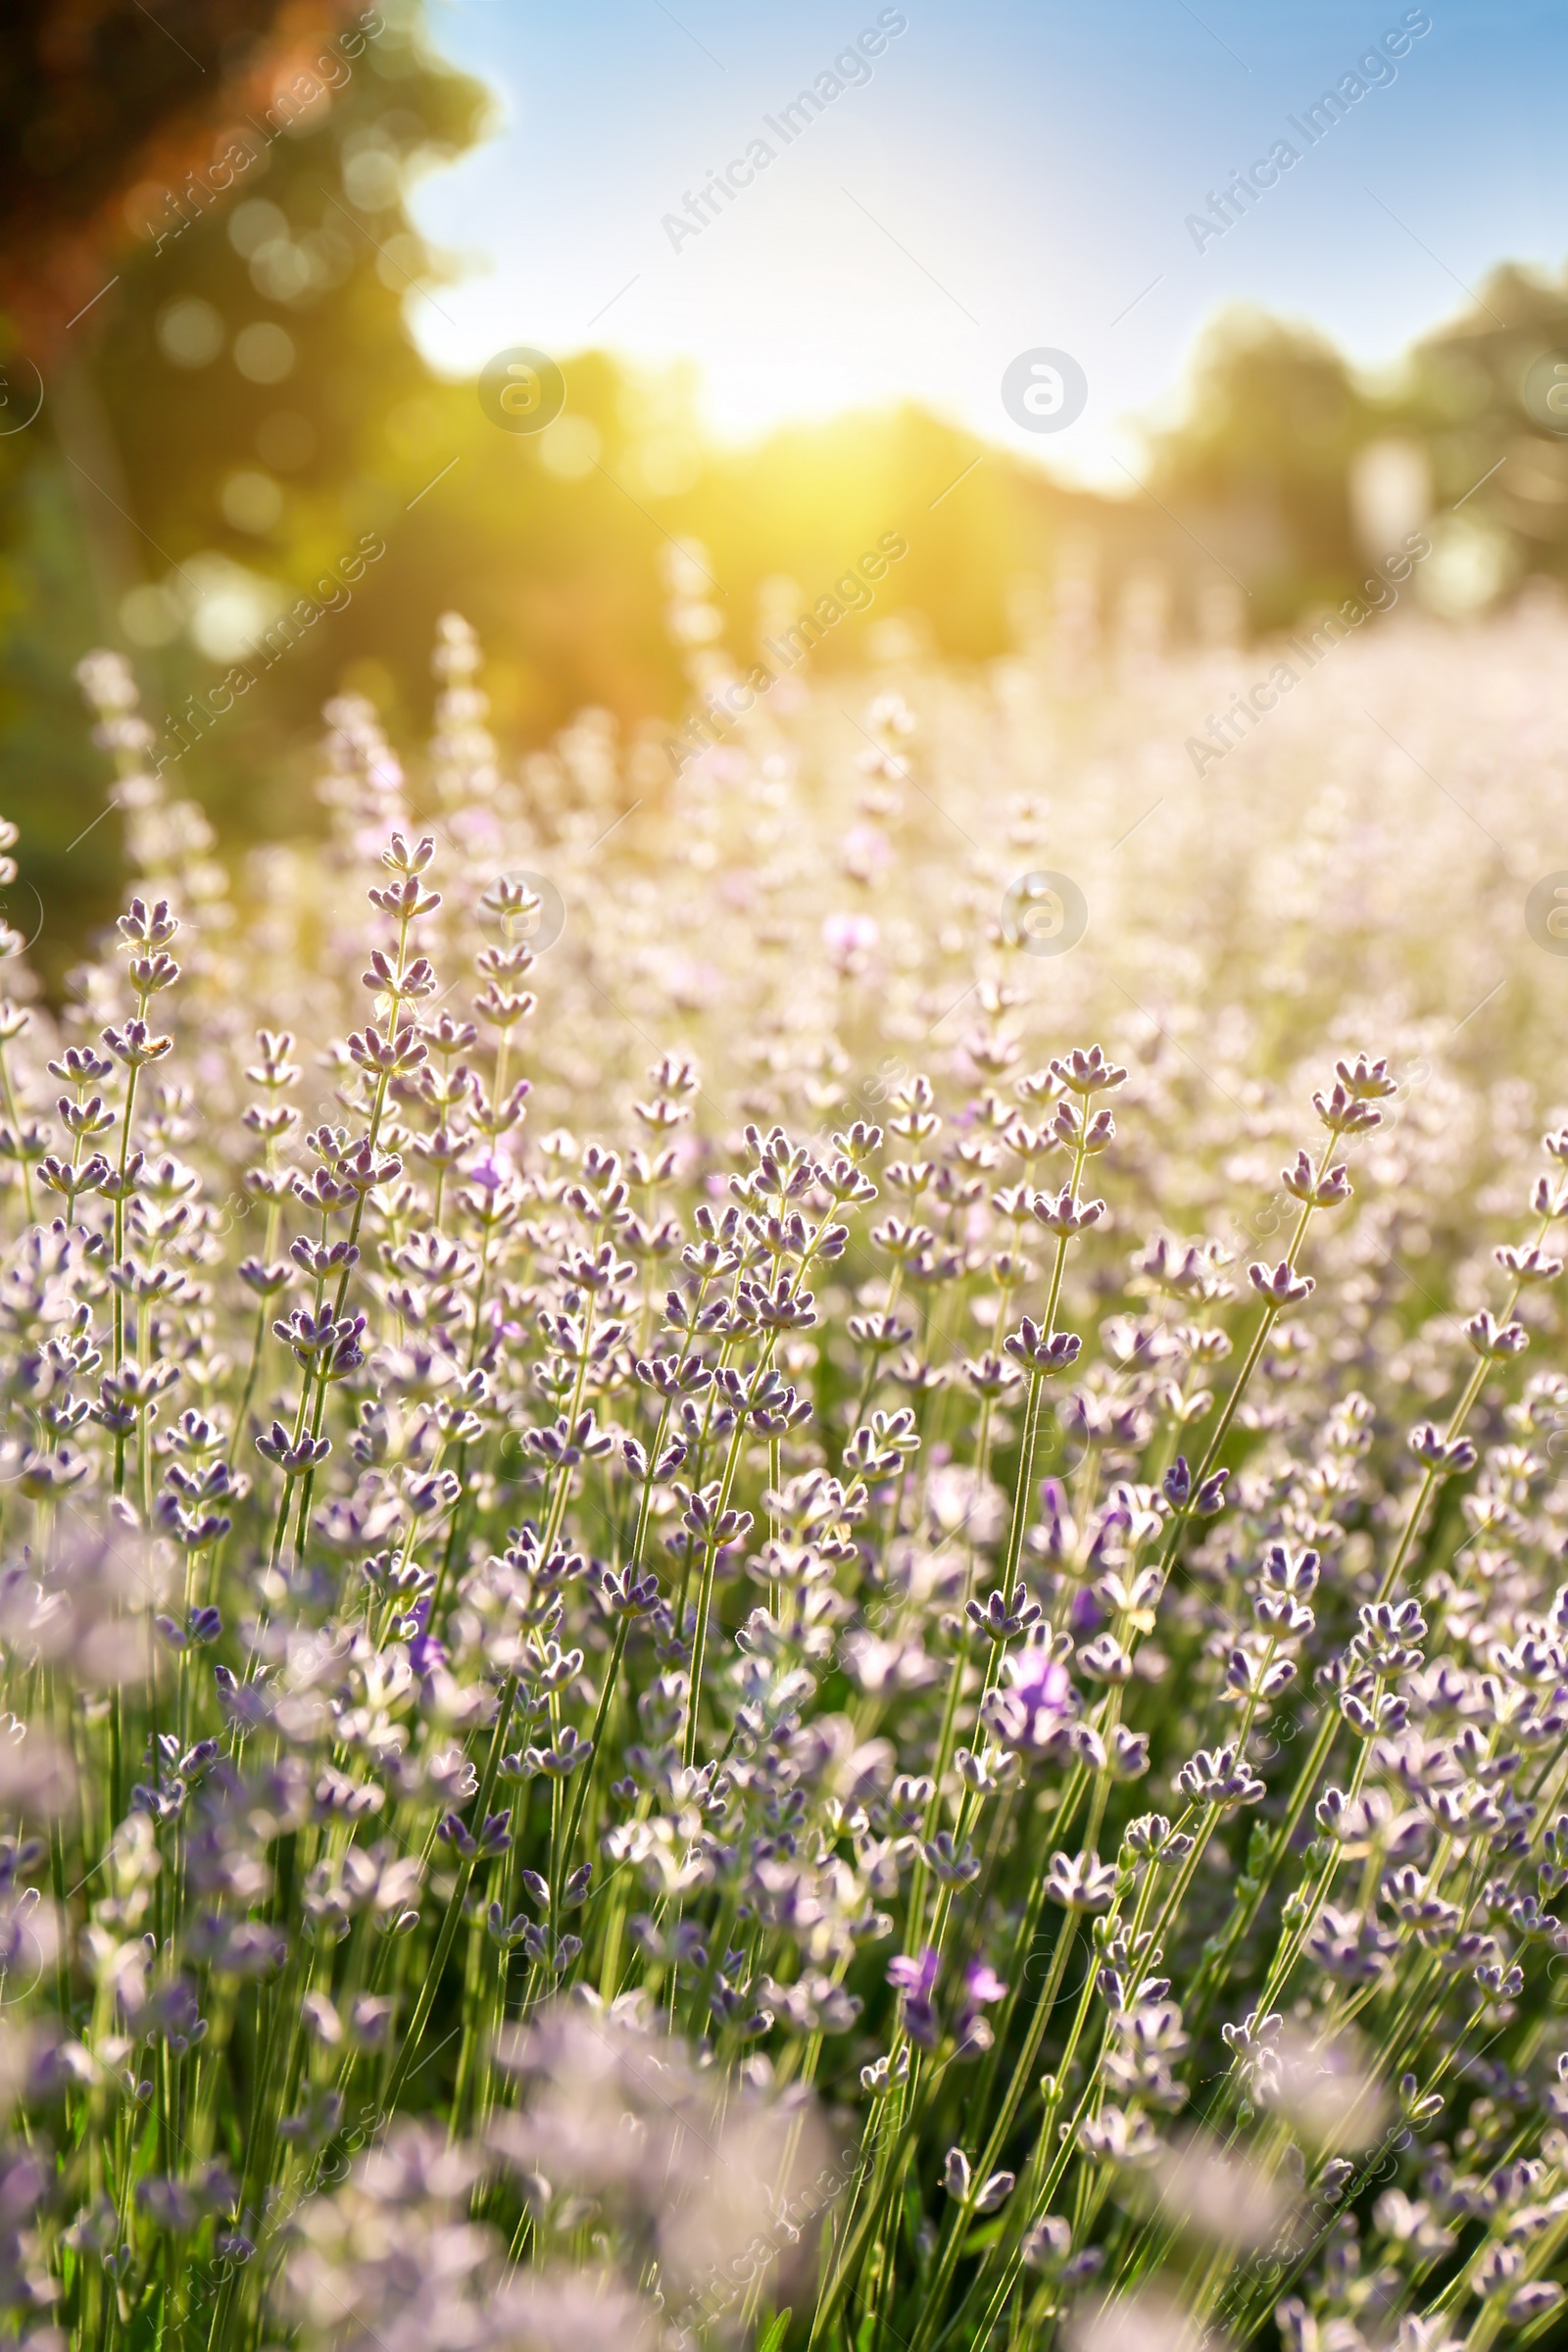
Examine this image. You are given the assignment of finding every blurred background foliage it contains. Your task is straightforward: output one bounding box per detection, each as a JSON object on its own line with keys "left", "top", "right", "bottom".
{"left": 4, "top": 0, "right": 1568, "bottom": 986}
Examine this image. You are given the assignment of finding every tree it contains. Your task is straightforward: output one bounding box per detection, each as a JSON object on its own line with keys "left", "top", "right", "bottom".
{"left": 1147, "top": 305, "right": 1373, "bottom": 631}
{"left": 0, "top": 0, "right": 491, "bottom": 982}
{"left": 0, "top": 0, "right": 360, "bottom": 351}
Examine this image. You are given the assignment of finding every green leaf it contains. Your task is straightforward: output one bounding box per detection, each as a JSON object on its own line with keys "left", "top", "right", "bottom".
{"left": 757, "top": 2308, "right": 792, "bottom": 2352}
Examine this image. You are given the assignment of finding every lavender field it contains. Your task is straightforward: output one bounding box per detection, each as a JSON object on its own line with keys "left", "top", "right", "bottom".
{"left": 0, "top": 575, "right": 1561, "bottom": 2352}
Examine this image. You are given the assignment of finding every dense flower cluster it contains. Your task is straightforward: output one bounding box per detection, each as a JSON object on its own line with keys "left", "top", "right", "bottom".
{"left": 0, "top": 589, "right": 1562, "bottom": 2352}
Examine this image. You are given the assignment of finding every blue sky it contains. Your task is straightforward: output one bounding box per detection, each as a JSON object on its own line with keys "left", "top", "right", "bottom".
{"left": 409, "top": 0, "right": 1568, "bottom": 483}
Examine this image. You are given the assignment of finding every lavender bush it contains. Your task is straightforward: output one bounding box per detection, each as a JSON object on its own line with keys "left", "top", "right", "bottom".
{"left": 0, "top": 575, "right": 1563, "bottom": 2352}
